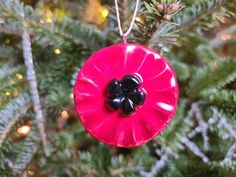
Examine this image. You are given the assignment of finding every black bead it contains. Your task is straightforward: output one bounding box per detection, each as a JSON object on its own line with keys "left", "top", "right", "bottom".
{"left": 129, "top": 90, "right": 145, "bottom": 105}
{"left": 107, "top": 96, "right": 125, "bottom": 110}
{"left": 122, "top": 99, "right": 135, "bottom": 115}
{"left": 107, "top": 79, "right": 123, "bottom": 96}
{"left": 106, "top": 75, "right": 145, "bottom": 116}
{"left": 121, "top": 75, "right": 141, "bottom": 92}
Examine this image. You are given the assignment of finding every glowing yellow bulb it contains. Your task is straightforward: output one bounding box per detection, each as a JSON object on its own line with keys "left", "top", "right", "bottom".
{"left": 5, "top": 91, "right": 11, "bottom": 96}
{"left": 17, "top": 125, "right": 31, "bottom": 136}
{"left": 61, "top": 110, "right": 69, "bottom": 120}
{"left": 54, "top": 49, "right": 61, "bottom": 55}
{"left": 54, "top": 8, "right": 67, "bottom": 22}
{"left": 136, "top": 17, "right": 141, "bottom": 22}
{"left": 16, "top": 73, "right": 23, "bottom": 80}
{"left": 69, "top": 92, "right": 74, "bottom": 99}
{"left": 101, "top": 7, "right": 109, "bottom": 19}
{"left": 135, "top": 16, "right": 144, "bottom": 24}
{"left": 46, "top": 18, "right": 53, "bottom": 24}
{"left": 44, "top": 8, "right": 53, "bottom": 24}
{"left": 5, "top": 38, "right": 10, "bottom": 44}
{"left": 27, "top": 170, "right": 35, "bottom": 177}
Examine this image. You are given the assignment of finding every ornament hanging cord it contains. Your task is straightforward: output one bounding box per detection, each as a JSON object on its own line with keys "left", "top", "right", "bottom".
{"left": 114, "top": 0, "right": 140, "bottom": 43}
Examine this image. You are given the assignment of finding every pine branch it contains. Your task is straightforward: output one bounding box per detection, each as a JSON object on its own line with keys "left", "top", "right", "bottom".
{"left": 0, "top": 93, "right": 30, "bottom": 147}
{"left": 218, "top": 113, "right": 236, "bottom": 165}
{"left": 170, "top": 60, "right": 191, "bottom": 81}
{"left": 210, "top": 107, "right": 235, "bottom": 144}
{"left": 221, "top": 142, "right": 236, "bottom": 165}
{"left": 0, "top": 46, "right": 16, "bottom": 59}
{"left": 191, "top": 103, "right": 209, "bottom": 151}
{"left": 121, "top": 0, "right": 128, "bottom": 28}
{"left": 140, "top": 148, "right": 174, "bottom": 177}
{"left": 148, "top": 22, "right": 179, "bottom": 49}
{"left": 58, "top": 18, "right": 105, "bottom": 50}
{"left": 148, "top": 0, "right": 232, "bottom": 49}
{"left": 211, "top": 24, "right": 236, "bottom": 47}
{"left": 157, "top": 100, "right": 192, "bottom": 152}
{"left": 188, "top": 58, "right": 236, "bottom": 98}
{"left": 45, "top": 85, "right": 72, "bottom": 114}
{"left": 174, "top": 0, "right": 234, "bottom": 32}
{"left": 173, "top": 0, "right": 223, "bottom": 26}
{"left": 34, "top": 17, "right": 105, "bottom": 50}
{"left": 204, "top": 90, "right": 236, "bottom": 110}
{"left": 0, "top": 23, "right": 22, "bottom": 35}
{"left": 13, "top": 128, "right": 39, "bottom": 175}
{"left": 45, "top": 0, "right": 86, "bottom": 17}
{"left": 181, "top": 137, "right": 209, "bottom": 163}
{"left": 218, "top": 115, "right": 236, "bottom": 138}
{"left": 196, "top": 44, "right": 220, "bottom": 63}
{"left": 71, "top": 68, "right": 80, "bottom": 86}
{"left": 0, "top": 62, "right": 22, "bottom": 80}
{"left": 22, "top": 23, "right": 48, "bottom": 156}
{"left": 0, "top": 64, "right": 25, "bottom": 95}
{"left": 188, "top": 106, "right": 218, "bottom": 139}
{"left": 0, "top": 0, "right": 105, "bottom": 50}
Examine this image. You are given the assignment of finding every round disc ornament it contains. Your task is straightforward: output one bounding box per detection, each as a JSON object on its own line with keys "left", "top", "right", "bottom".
{"left": 74, "top": 43, "right": 178, "bottom": 147}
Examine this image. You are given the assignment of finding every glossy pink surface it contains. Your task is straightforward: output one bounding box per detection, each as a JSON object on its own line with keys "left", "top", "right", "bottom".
{"left": 74, "top": 43, "right": 178, "bottom": 148}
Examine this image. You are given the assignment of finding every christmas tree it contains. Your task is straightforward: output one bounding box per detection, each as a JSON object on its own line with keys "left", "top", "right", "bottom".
{"left": 0, "top": 0, "right": 236, "bottom": 176}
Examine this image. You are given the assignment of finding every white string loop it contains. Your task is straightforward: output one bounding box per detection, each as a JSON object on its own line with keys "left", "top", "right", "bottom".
{"left": 114, "top": 0, "right": 140, "bottom": 42}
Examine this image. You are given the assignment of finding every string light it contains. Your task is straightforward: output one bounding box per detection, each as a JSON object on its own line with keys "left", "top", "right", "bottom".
{"left": 16, "top": 73, "right": 23, "bottom": 80}
{"left": 135, "top": 16, "right": 144, "bottom": 24}
{"left": 45, "top": 8, "right": 53, "bottom": 24}
{"left": 17, "top": 125, "right": 31, "bottom": 137}
{"left": 4, "top": 38, "right": 10, "bottom": 44}
{"left": 69, "top": 92, "right": 74, "bottom": 99}
{"left": 85, "top": 0, "right": 109, "bottom": 25}
{"left": 221, "top": 34, "right": 232, "bottom": 41}
{"left": 54, "top": 48, "right": 61, "bottom": 55}
{"left": 46, "top": 18, "right": 53, "bottom": 24}
{"left": 27, "top": 170, "right": 35, "bottom": 177}
{"left": 9, "top": 80, "right": 15, "bottom": 85}
{"left": 0, "top": 18, "right": 4, "bottom": 24}
{"left": 213, "top": 62, "right": 218, "bottom": 68}
{"left": 5, "top": 91, "right": 11, "bottom": 96}
{"left": 13, "top": 88, "right": 19, "bottom": 97}
{"left": 211, "top": 62, "right": 218, "bottom": 68}
{"left": 61, "top": 110, "right": 69, "bottom": 120}
{"left": 40, "top": 7, "right": 53, "bottom": 24}
{"left": 40, "top": 19, "right": 45, "bottom": 24}
{"left": 100, "top": 6, "right": 109, "bottom": 19}
{"left": 54, "top": 8, "right": 67, "bottom": 22}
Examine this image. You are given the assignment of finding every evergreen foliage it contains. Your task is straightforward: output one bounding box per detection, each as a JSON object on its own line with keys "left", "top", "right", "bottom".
{"left": 0, "top": 0, "right": 236, "bottom": 176}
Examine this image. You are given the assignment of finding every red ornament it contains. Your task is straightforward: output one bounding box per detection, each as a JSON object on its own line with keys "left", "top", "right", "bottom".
{"left": 74, "top": 43, "right": 178, "bottom": 148}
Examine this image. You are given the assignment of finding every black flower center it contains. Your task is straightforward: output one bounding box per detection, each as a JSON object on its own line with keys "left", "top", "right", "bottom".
{"left": 106, "top": 75, "right": 146, "bottom": 115}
